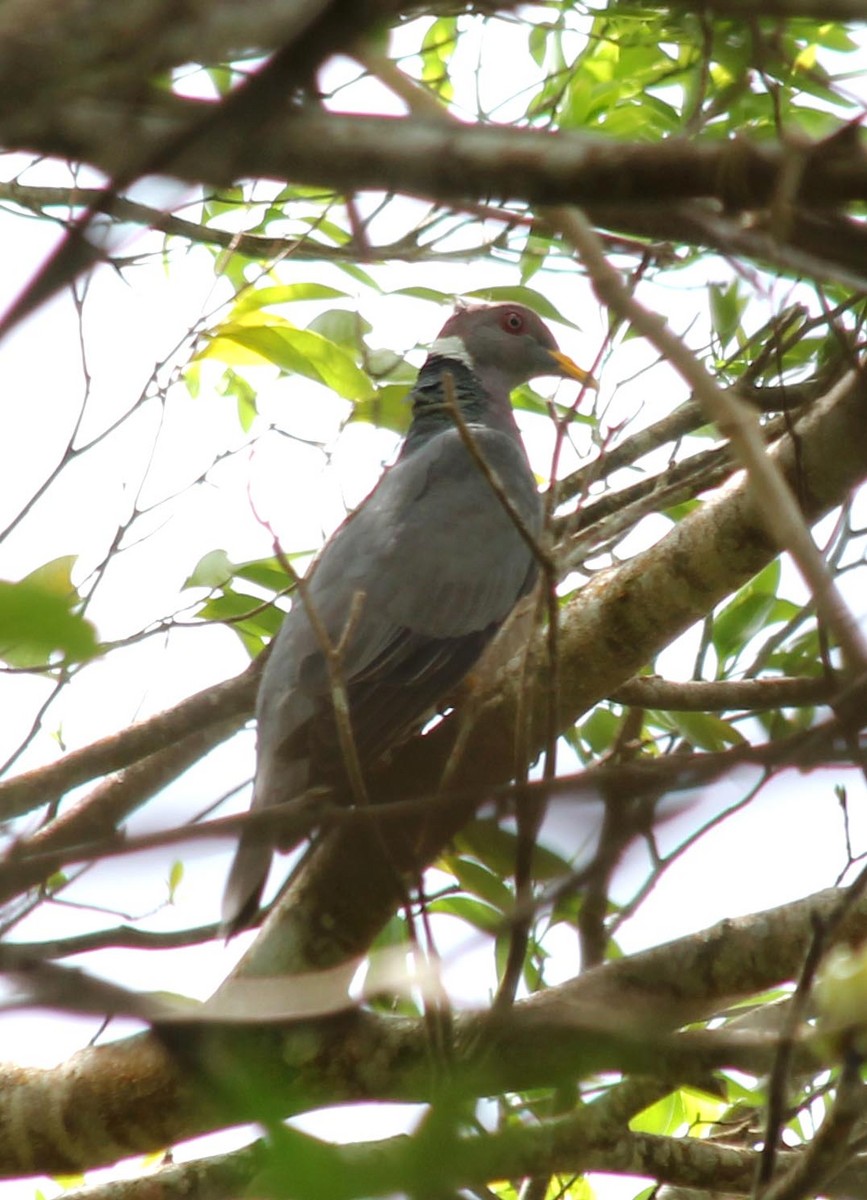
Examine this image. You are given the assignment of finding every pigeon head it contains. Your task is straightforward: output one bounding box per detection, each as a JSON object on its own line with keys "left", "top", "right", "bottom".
{"left": 431, "top": 302, "right": 594, "bottom": 396}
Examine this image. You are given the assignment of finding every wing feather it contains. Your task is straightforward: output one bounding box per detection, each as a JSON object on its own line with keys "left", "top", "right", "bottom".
{"left": 222, "top": 424, "right": 541, "bottom": 932}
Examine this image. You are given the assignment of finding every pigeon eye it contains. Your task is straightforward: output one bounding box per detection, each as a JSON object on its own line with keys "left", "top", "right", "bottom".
{"left": 503, "top": 311, "right": 524, "bottom": 333}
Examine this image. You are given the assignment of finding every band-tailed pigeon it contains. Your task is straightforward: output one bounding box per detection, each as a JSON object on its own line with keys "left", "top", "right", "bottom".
{"left": 222, "top": 302, "right": 591, "bottom": 934}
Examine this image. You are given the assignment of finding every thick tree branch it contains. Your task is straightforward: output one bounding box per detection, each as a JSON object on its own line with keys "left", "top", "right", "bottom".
{"left": 49, "top": 1126, "right": 867, "bottom": 1200}
{"left": 232, "top": 366, "right": 867, "bottom": 980}
{"left": 674, "top": 0, "right": 867, "bottom": 16}
{"left": 4, "top": 106, "right": 867, "bottom": 219}
{"left": 0, "top": 0, "right": 453, "bottom": 336}
{"left": 0, "top": 0, "right": 500, "bottom": 106}
{"left": 3, "top": 885, "right": 867, "bottom": 1182}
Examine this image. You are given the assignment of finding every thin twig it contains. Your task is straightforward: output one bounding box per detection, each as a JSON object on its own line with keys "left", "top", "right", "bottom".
{"left": 758, "top": 860, "right": 867, "bottom": 1196}
{"left": 546, "top": 204, "right": 867, "bottom": 676}
{"left": 611, "top": 674, "right": 833, "bottom": 712}
{"left": 0, "top": 657, "right": 261, "bottom": 821}
{"left": 255, "top": 509, "right": 370, "bottom": 808}
{"left": 439, "top": 371, "right": 552, "bottom": 572}
{"left": 438, "top": 371, "right": 556, "bottom": 1011}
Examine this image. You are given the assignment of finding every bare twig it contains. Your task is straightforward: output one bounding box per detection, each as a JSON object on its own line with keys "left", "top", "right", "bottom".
{"left": 288, "top": 560, "right": 371, "bottom": 807}
{"left": 0, "top": 657, "right": 261, "bottom": 822}
{"left": 439, "top": 370, "right": 552, "bottom": 571}
{"left": 438, "top": 371, "right": 558, "bottom": 1011}
{"left": 758, "top": 861, "right": 867, "bottom": 1196}
{"left": 546, "top": 205, "right": 867, "bottom": 675}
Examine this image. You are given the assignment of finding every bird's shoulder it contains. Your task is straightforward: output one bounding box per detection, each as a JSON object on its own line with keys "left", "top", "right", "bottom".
{"left": 257, "top": 423, "right": 541, "bottom": 688}
{"left": 384, "top": 421, "right": 535, "bottom": 504}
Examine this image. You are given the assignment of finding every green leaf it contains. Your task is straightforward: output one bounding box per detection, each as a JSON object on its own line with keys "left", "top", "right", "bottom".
{"left": 518, "top": 231, "right": 556, "bottom": 283}
{"left": 714, "top": 592, "right": 779, "bottom": 664}
{"left": 197, "top": 589, "right": 281, "bottom": 627}
{"left": 440, "top": 855, "right": 514, "bottom": 912}
{"left": 427, "top": 895, "right": 502, "bottom": 934}
{"left": 350, "top": 384, "right": 412, "bottom": 434}
{"left": 523, "top": 937, "right": 546, "bottom": 991}
{"left": 630, "top": 1090, "right": 687, "bottom": 1135}
{"left": 202, "top": 186, "right": 245, "bottom": 221}
{"left": 201, "top": 320, "right": 374, "bottom": 401}
{"left": 509, "top": 383, "right": 550, "bottom": 418}
{"left": 579, "top": 706, "right": 620, "bottom": 755}
{"left": 205, "top": 64, "right": 235, "bottom": 97}
{"left": 299, "top": 215, "right": 354, "bottom": 246}
{"left": 389, "top": 286, "right": 453, "bottom": 304}
{"left": 550, "top": 888, "right": 583, "bottom": 930}
{"left": 364, "top": 915, "right": 422, "bottom": 1016}
{"left": 0, "top": 558, "right": 98, "bottom": 668}
{"left": 528, "top": 23, "right": 550, "bottom": 68}
{"left": 168, "top": 860, "right": 184, "bottom": 901}
{"left": 306, "top": 308, "right": 371, "bottom": 349}
{"left": 815, "top": 23, "right": 858, "bottom": 52}
{"left": 51, "top": 1173, "right": 86, "bottom": 1190}
{"left": 420, "top": 16, "right": 456, "bottom": 103}
{"left": 670, "top": 710, "right": 746, "bottom": 751}
{"left": 456, "top": 819, "right": 571, "bottom": 882}
{"left": 233, "top": 283, "right": 348, "bottom": 316}
{"left": 710, "top": 280, "right": 746, "bottom": 351}
{"left": 218, "top": 367, "right": 258, "bottom": 431}
{"left": 333, "top": 261, "right": 382, "bottom": 291}
{"left": 195, "top": 587, "right": 284, "bottom": 655}
{"left": 631, "top": 1085, "right": 726, "bottom": 1134}
{"left": 465, "top": 286, "right": 581, "bottom": 329}
{"left": 712, "top": 559, "right": 782, "bottom": 665}
{"left": 234, "top": 557, "right": 301, "bottom": 594}
{"left": 365, "top": 348, "right": 410, "bottom": 380}
{"left": 183, "top": 360, "right": 201, "bottom": 398}
{"left": 184, "top": 549, "right": 234, "bottom": 590}
{"left": 186, "top": 550, "right": 305, "bottom": 600}
{"left": 766, "top": 626, "right": 823, "bottom": 677}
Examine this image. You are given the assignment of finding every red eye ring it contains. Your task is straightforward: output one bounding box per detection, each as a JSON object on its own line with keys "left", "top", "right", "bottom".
{"left": 502, "top": 310, "right": 524, "bottom": 333}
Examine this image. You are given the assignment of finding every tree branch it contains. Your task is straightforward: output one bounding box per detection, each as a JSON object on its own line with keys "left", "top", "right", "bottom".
{"left": 0, "top": 656, "right": 260, "bottom": 822}
{"left": 547, "top": 204, "right": 867, "bottom": 674}
{"left": 2, "top": 884, "right": 865, "bottom": 1180}
{"left": 231, "top": 366, "right": 867, "bottom": 981}
{"left": 5, "top": 107, "right": 867, "bottom": 218}
{"left": 610, "top": 674, "right": 832, "bottom": 711}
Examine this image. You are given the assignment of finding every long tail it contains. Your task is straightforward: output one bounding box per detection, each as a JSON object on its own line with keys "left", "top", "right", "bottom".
{"left": 221, "top": 830, "right": 272, "bottom": 938}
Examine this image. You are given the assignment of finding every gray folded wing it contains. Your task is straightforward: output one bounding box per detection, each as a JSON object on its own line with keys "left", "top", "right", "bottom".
{"left": 221, "top": 424, "right": 541, "bottom": 931}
